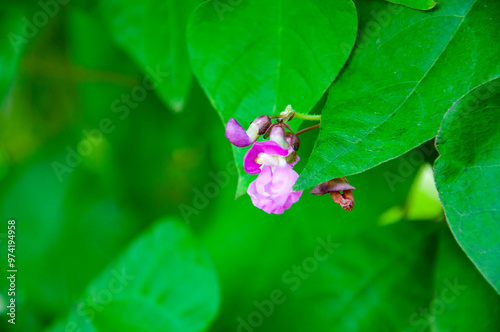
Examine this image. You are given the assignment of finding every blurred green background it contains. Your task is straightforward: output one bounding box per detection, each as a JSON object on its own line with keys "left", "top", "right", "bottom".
{"left": 1, "top": 1, "right": 499, "bottom": 332}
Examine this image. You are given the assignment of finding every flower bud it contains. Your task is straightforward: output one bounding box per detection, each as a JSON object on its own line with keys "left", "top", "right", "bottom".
{"left": 269, "top": 125, "right": 288, "bottom": 149}
{"left": 285, "top": 133, "right": 300, "bottom": 151}
{"left": 279, "top": 105, "right": 295, "bottom": 123}
{"left": 225, "top": 115, "right": 271, "bottom": 147}
{"left": 330, "top": 190, "right": 355, "bottom": 211}
{"left": 252, "top": 115, "right": 272, "bottom": 135}
{"left": 310, "top": 177, "right": 356, "bottom": 211}
{"left": 225, "top": 118, "right": 253, "bottom": 147}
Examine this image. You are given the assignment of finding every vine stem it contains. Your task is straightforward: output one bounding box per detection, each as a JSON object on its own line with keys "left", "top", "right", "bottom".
{"left": 271, "top": 112, "right": 321, "bottom": 121}
{"left": 282, "top": 122, "right": 294, "bottom": 133}
{"left": 296, "top": 124, "right": 320, "bottom": 135}
{"left": 293, "top": 113, "right": 321, "bottom": 121}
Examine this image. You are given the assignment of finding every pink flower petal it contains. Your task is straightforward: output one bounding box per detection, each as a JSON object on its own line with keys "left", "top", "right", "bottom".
{"left": 247, "top": 164, "right": 303, "bottom": 214}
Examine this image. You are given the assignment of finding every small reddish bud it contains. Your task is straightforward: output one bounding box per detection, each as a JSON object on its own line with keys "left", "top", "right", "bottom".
{"left": 310, "top": 177, "right": 356, "bottom": 211}
{"left": 285, "top": 133, "right": 300, "bottom": 151}
{"left": 330, "top": 190, "right": 355, "bottom": 211}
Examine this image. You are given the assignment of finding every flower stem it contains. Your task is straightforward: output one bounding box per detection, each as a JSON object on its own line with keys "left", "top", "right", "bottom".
{"left": 282, "top": 122, "right": 294, "bottom": 133}
{"left": 293, "top": 113, "right": 321, "bottom": 121}
{"left": 296, "top": 124, "right": 320, "bottom": 135}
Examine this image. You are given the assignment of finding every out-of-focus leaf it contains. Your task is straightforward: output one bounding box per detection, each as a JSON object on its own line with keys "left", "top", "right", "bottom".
{"left": 1, "top": 5, "right": 27, "bottom": 103}
{"left": 213, "top": 221, "right": 437, "bottom": 332}
{"left": 386, "top": 0, "right": 437, "bottom": 11}
{"left": 98, "top": 0, "right": 199, "bottom": 111}
{"left": 275, "top": 222, "right": 439, "bottom": 332}
{"left": 0, "top": 159, "right": 70, "bottom": 323}
{"left": 434, "top": 78, "right": 500, "bottom": 294}
{"left": 297, "top": 0, "right": 500, "bottom": 190}
{"left": 67, "top": 7, "right": 217, "bottom": 220}
{"left": 0, "top": 143, "right": 141, "bottom": 331}
{"left": 379, "top": 163, "right": 443, "bottom": 225}
{"left": 46, "top": 220, "right": 219, "bottom": 332}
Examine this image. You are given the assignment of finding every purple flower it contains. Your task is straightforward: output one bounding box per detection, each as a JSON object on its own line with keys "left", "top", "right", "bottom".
{"left": 244, "top": 140, "right": 303, "bottom": 214}
{"left": 247, "top": 165, "right": 303, "bottom": 214}
{"left": 225, "top": 116, "right": 271, "bottom": 147}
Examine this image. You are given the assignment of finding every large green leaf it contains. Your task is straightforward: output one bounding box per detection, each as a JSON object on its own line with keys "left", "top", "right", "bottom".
{"left": 98, "top": 0, "right": 199, "bottom": 112}
{"left": 386, "top": 0, "right": 437, "bottom": 11}
{"left": 187, "top": 0, "right": 357, "bottom": 122}
{"left": 188, "top": 0, "right": 357, "bottom": 196}
{"left": 46, "top": 220, "right": 219, "bottom": 332}
{"left": 434, "top": 78, "right": 500, "bottom": 294}
{"left": 296, "top": 0, "right": 500, "bottom": 190}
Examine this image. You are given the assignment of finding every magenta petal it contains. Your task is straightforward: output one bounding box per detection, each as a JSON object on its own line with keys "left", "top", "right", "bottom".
{"left": 225, "top": 118, "right": 252, "bottom": 147}
{"left": 243, "top": 141, "right": 289, "bottom": 175}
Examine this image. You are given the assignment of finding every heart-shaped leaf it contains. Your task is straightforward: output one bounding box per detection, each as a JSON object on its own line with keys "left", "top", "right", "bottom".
{"left": 434, "top": 78, "right": 500, "bottom": 295}
{"left": 187, "top": 0, "right": 357, "bottom": 196}
{"left": 296, "top": 0, "right": 500, "bottom": 190}
{"left": 188, "top": 0, "right": 357, "bottom": 121}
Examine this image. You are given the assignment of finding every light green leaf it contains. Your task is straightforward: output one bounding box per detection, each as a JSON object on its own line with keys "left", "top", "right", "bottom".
{"left": 434, "top": 78, "right": 500, "bottom": 294}
{"left": 296, "top": 0, "right": 500, "bottom": 190}
{"left": 379, "top": 163, "right": 443, "bottom": 225}
{"left": 386, "top": 0, "right": 437, "bottom": 11}
{"left": 47, "top": 220, "right": 219, "bottom": 332}
{"left": 99, "top": 0, "right": 199, "bottom": 112}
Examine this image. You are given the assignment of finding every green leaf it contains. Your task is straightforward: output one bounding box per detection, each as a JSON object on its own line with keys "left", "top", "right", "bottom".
{"left": 47, "top": 220, "right": 219, "bottom": 332}
{"left": 386, "top": 0, "right": 437, "bottom": 11}
{"left": 427, "top": 228, "right": 500, "bottom": 331}
{"left": 98, "top": 0, "right": 199, "bottom": 112}
{"left": 434, "top": 78, "right": 500, "bottom": 294}
{"left": 296, "top": 0, "right": 500, "bottom": 190}
{"left": 0, "top": 158, "right": 71, "bottom": 320}
{"left": 187, "top": 0, "right": 357, "bottom": 195}
{"left": 187, "top": 0, "right": 357, "bottom": 121}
